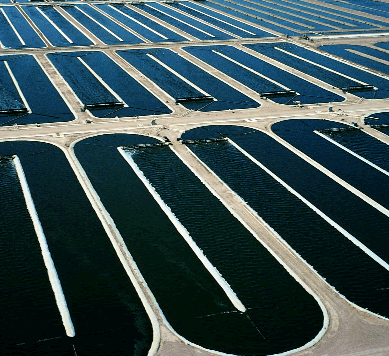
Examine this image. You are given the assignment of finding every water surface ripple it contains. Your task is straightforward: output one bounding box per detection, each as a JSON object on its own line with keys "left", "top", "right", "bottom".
{"left": 182, "top": 125, "right": 389, "bottom": 319}
{"left": 129, "top": 144, "right": 323, "bottom": 355}
{"left": 0, "top": 158, "right": 65, "bottom": 355}
{"left": 0, "top": 141, "right": 152, "bottom": 355}
{"left": 75, "top": 134, "right": 323, "bottom": 355}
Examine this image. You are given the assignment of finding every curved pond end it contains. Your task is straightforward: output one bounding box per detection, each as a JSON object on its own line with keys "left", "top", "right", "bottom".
{"left": 0, "top": 139, "right": 154, "bottom": 356}
{"left": 74, "top": 133, "right": 326, "bottom": 356}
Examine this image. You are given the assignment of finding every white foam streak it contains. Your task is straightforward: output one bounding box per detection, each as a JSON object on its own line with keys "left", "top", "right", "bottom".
{"left": 315, "top": 130, "right": 389, "bottom": 178}
{"left": 228, "top": 138, "right": 389, "bottom": 272}
{"left": 13, "top": 155, "right": 75, "bottom": 337}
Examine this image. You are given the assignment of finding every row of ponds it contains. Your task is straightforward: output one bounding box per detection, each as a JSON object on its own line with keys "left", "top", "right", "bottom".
{"left": 1, "top": 0, "right": 389, "bottom": 48}
{"left": 1, "top": 41, "right": 389, "bottom": 124}
{"left": 1, "top": 117, "right": 389, "bottom": 355}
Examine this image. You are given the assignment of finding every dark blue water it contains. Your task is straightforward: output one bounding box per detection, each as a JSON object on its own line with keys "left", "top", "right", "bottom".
{"left": 22, "top": 5, "right": 77, "bottom": 47}
{"left": 182, "top": 125, "right": 389, "bottom": 318}
{"left": 167, "top": 2, "right": 271, "bottom": 38}
{"left": 73, "top": 4, "right": 144, "bottom": 44}
{"left": 1, "top": 6, "right": 46, "bottom": 48}
{"left": 132, "top": 3, "right": 215, "bottom": 41}
{"left": 246, "top": 42, "right": 373, "bottom": 97}
{"left": 131, "top": 146, "right": 324, "bottom": 354}
{"left": 273, "top": 119, "right": 389, "bottom": 212}
{"left": 178, "top": 1, "right": 275, "bottom": 36}
{"left": 107, "top": 4, "right": 187, "bottom": 42}
{"left": 220, "top": 44, "right": 344, "bottom": 104}
{"left": 365, "top": 111, "right": 389, "bottom": 126}
{"left": 118, "top": 49, "right": 205, "bottom": 100}
{"left": 253, "top": 0, "right": 359, "bottom": 29}
{"left": 0, "top": 54, "right": 74, "bottom": 125}
{"left": 284, "top": 0, "right": 389, "bottom": 28}
{"left": 197, "top": 124, "right": 389, "bottom": 262}
{"left": 78, "top": 51, "right": 171, "bottom": 118}
{"left": 183, "top": 45, "right": 288, "bottom": 94}
{"left": 117, "top": 48, "right": 260, "bottom": 111}
{"left": 320, "top": 44, "right": 389, "bottom": 76}
{"left": 246, "top": 0, "right": 388, "bottom": 30}
{"left": 319, "top": 125, "right": 389, "bottom": 172}
{"left": 269, "top": 0, "right": 382, "bottom": 29}
{"left": 244, "top": 0, "right": 342, "bottom": 30}
{"left": 47, "top": 51, "right": 118, "bottom": 107}
{"left": 30, "top": 5, "right": 93, "bottom": 47}
{"left": 131, "top": 4, "right": 209, "bottom": 41}
{"left": 274, "top": 43, "right": 389, "bottom": 99}
{"left": 183, "top": 123, "right": 389, "bottom": 261}
{"left": 60, "top": 5, "right": 126, "bottom": 45}
{"left": 316, "top": 0, "right": 389, "bottom": 17}
{"left": 0, "top": 141, "right": 153, "bottom": 356}
{"left": 0, "top": 157, "right": 67, "bottom": 355}
{"left": 75, "top": 134, "right": 323, "bottom": 355}
{"left": 48, "top": 51, "right": 170, "bottom": 118}
{"left": 0, "top": 61, "right": 25, "bottom": 111}
{"left": 375, "top": 41, "right": 389, "bottom": 51}
{"left": 144, "top": 2, "right": 234, "bottom": 40}
{"left": 198, "top": 0, "right": 301, "bottom": 35}
{"left": 211, "top": 0, "right": 312, "bottom": 32}
{"left": 376, "top": 126, "right": 389, "bottom": 137}
{"left": 0, "top": 9, "right": 26, "bottom": 49}
{"left": 226, "top": 0, "right": 336, "bottom": 31}
{"left": 96, "top": 4, "right": 173, "bottom": 43}
{"left": 364, "top": 112, "right": 389, "bottom": 138}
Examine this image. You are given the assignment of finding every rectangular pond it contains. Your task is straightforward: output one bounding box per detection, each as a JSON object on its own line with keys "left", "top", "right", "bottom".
{"left": 104, "top": 4, "right": 188, "bottom": 42}
{"left": 0, "top": 60, "right": 26, "bottom": 112}
{"left": 135, "top": 2, "right": 234, "bottom": 41}
{"left": 183, "top": 44, "right": 293, "bottom": 96}
{"left": 176, "top": 1, "right": 275, "bottom": 37}
{"left": 117, "top": 48, "right": 260, "bottom": 111}
{"left": 0, "top": 54, "right": 74, "bottom": 125}
{"left": 210, "top": 0, "right": 314, "bottom": 32}
{"left": 0, "top": 6, "right": 45, "bottom": 49}
{"left": 196, "top": 0, "right": 300, "bottom": 36}
{"left": 226, "top": 0, "right": 337, "bottom": 32}
{"left": 95, "top": 4, "right": 179, "bottom": 42}
{"left": 246, "top": 42, "right": 376, "bottom": 97}
{"left": 249, "top": 42, "right": 389, "bottom": 99}
{"left": 284, "top": 0, "right": 389, "bottom": 28}
{"left": 192, "top": 43, "right": 344, "bottom": 104}
{"left": 60, "top": 4, "right": 142, "bottom": 45}
{"left": 47, "top": 51, "right": 171, "bottom": 118}
{"left": 248, "top": 0, "right": 356, "bottom": 29}
{"left": 22, "top": 5, "right": 93, "bottom": 47}
{"left": 165, "top": 1, "right": 272, "bottom": 38}
{"left": 319, "top": 44, "right": 389, "bottom": 76}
